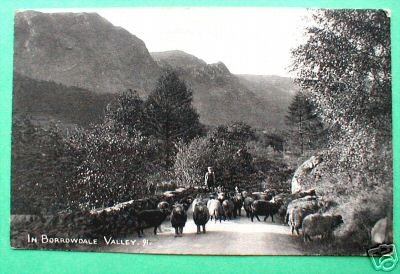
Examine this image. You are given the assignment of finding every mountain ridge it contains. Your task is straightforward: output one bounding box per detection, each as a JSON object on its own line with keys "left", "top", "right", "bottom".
{"left": 14, "top": 10, "right": 295, "bottom": 129}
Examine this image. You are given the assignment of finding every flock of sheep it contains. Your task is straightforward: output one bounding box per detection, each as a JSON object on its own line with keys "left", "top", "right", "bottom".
{"left": 11, "top": 184, "right": 391, "bottom": 251}
{"left": 135, "top": 187, "right": 344, "bottom": 242}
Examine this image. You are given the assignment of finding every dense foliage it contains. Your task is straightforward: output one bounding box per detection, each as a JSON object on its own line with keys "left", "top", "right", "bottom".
{"left": 65, "top": 120, "right": 162, "bottom": 210}
{"left": 291, "top": 8, "right": 391, "bottom": 183}
{"left": 107, "top": 89, "right": 146, "bottom": 135}
{"left": 174, "top": 122, "right": 280, "bottom": 190}
{"left": 174, "top": 122, "right": 294, "bottom": 192}
{"left": 11, "top": 116, "right": 76, "bottom": 214}
{"left": 291, "top": 9, "right": 392, "bottom": 246}
{"left": 108, "top": 71, "right": 203, "bottom": 169}
{"left": 145, "top": 71, "right": 203, "bottom": 168}
{"left": 12, "top": 71, "right": 205, "bottom": 212}
{"left": 285, "top": 91, "right": 325, "bottom": 154}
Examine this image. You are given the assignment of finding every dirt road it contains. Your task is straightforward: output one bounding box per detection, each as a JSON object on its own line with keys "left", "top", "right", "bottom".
{"left": 105, "top": 207, "right": 305, "bottom": 255}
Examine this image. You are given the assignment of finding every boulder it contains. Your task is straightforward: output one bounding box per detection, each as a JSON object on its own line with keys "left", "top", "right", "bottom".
{"left": 291, "top": 155, "right": 323, "bottom": 193}
{"left": 371, "top": 217, "right": 393, "bottom": 245}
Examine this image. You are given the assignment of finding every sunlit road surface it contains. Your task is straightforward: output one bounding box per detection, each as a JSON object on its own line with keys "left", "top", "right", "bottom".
{"left": 105, "top": 207, "right": 304, "bottom": 255}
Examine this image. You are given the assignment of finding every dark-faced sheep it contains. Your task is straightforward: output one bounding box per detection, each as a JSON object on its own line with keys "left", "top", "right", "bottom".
{"left": 252, "top": 192, "right": 269, "bottom": 201}
{"left": 146, "top": 197, "right": 159, "bottom": 209}
{"left": 244, "top": 197, "right": 254, "bottom": 218}
{"left": 156, "top": 201, "right": 171, "bottom": 232}
{"left": 232, "top": 193, "right": 243, "bottom": 218}
{"left": 271, "top": 194, "right": 290, "bottom": 222}
{"left": 277, "top": 204, "right": 288, "bottom": 223}
{"left": 193, "top": 202, "right": 210, "bottom": 234}
{"left": 273, "top": 193, "right": 289, "bottom": 202}
{"left": 222, "top": 199, "right": 235, "bottom": 220}
{"left": 207, "top": 199, "right": 223, "bottom": 223}
{"left": 157, "top": 201, "right": 170, "bottom": 211}
{"left": 178, "top": 197, "right": 193, "bottom": 211}
{"left": 302, "top": 213, "right": 343, "bottom": 242}
{"left": 273, "top": 193, "right": 293, "bottom": 208}
{"left": 251, "top": 200, "right": 280, "bottom": 222}
{"left": 171, "top": 204, "right": 187, "bottom": 237}
{"left": 264, "top": 188, "right": 277, "bottom": 198}
{"left": 209, "top": 192, "right": 217, "bottom": 200}
{"left": 217, "top": 192, "right": 226, "bottom": 204}
{"left": 136, "top": 209, "right": 170, "bottom": 237}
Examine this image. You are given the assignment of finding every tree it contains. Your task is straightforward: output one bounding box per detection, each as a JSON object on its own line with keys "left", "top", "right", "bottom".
{"left": 211, "top": 122, "right": 256, "bottom": 145}
{"left": 291, "top": 9, "right": 391, "bottom": 135}
{"left": 107, "top": 89, "right": 145, "bottom": 135}
{"left": 11, "top": 115, "right": 77, "bottom": 214}
{"left": 290, "top": 9, "right": 392, "bottom": 246}
{"left": 174, "top": 122, "right": 256, "bottom": 189}
{"left": 65, "top": 121, "right": 161, "bottom": 209}
{"left": 144, "top": 71, "right": 203, "bottom": 169}
{"left": 291, "top": 9, "right": 391, "bottom": 178}
{"left": 285, "top": 91, "right": 325, "bottom": 154}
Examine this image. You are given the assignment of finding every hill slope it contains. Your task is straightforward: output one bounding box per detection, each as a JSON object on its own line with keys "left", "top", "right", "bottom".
{"left": 14, "top": 10, "right": 294, "bottom": 129}
{"left": 152, "top": 51, "right": 294, "bottom": 128}
{"left": 13, "top": 73, "right": 114, "bottom": 127}
{"left": 14, "top": 10, "right": 161, "bottom": 96}
{"left": 237, "top": 74, "right": 297, "bottom": 126}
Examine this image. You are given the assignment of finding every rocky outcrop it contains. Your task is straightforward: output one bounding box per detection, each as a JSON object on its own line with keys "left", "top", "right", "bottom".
{"left": 291, "top": 155, "right": 323, "bottom": 193}
{"left": 371, "top": 217, "right": 393, "bottom": 245}
{"left": 151, "top": 50, "right": 207, "bottom": 69}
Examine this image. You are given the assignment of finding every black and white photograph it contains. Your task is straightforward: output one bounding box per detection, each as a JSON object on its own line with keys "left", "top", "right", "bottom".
{"left": 11, "top": 7, "right": 392, "bottom": 255}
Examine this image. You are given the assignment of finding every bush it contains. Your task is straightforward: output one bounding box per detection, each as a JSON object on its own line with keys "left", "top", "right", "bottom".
{"left": 293, "top": 147, "right": 392, "bottom": 251}
{"left": 11, "top": 116, "right": 77, "bottom": 215}
{"left": 65, "top": 120, "right": 162, "bottom": 210}
{"left": 247, "top": 141, "right": 293, "bottom": 193}
{"left": 174, "top": 123, "right": 257, "bottom": 190}
{"left": 330, "top": 183, "right": 392, "bottom": 250}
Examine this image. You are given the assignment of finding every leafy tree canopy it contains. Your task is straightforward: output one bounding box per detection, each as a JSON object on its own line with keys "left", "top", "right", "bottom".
{"left": 291, "top": 9, "right": 392, "bottom": 199}
{"left": 107, "top": 89, "right": 145, "bottom": 135}
{"left": 144, "top": 71, "right": 203, "bottom": 168}
{"left": 291, "top": 9, "right": 391, "bottom": 134}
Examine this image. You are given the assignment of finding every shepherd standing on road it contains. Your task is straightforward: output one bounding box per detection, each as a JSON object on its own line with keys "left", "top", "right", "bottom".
{"left": 204, "top": 166, "right": 216, "bottom": 192}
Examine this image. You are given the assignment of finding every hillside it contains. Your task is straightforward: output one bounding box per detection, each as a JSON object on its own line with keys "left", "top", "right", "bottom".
{"left": 152, "top": 51, "right": 294, "bottom": 128}
{"left": 237, "top": 74, "right": 296, "bottom": 107}
{"left": 13, "top": 73, "right": 115, "bottom": 127}
{"left": 237, "top": 74, "right": 297, "bottom": 127}
{"left": 14, "top": 10, "right": 294, "bottom": 129}
{"left": 152, "top": 50, "right": 207, "bottom": 68}
{"left": 14, "top": 10, "right": 161, "bottom": 96}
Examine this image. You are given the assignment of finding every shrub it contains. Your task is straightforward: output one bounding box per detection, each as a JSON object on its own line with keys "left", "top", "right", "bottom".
{"left": 65, "top": 120, "right": 162, "bottom": 210}
{"left": 174, "top": 123, "right": 257, "bottom": 190}
{"left": 11, "top": 116, "right": 77, "bottom": 215}
{"left": 330, "top": 183, "right": 392, "bottom": 250}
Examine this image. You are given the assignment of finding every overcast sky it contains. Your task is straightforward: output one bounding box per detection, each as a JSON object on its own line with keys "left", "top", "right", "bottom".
{"left": 35, "top": 7, "right": 310, "bottom": 77}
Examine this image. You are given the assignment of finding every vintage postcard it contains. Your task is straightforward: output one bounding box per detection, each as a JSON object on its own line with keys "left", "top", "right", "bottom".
{"left": 11, "top": 7, "right": 393, "bottom": 256}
